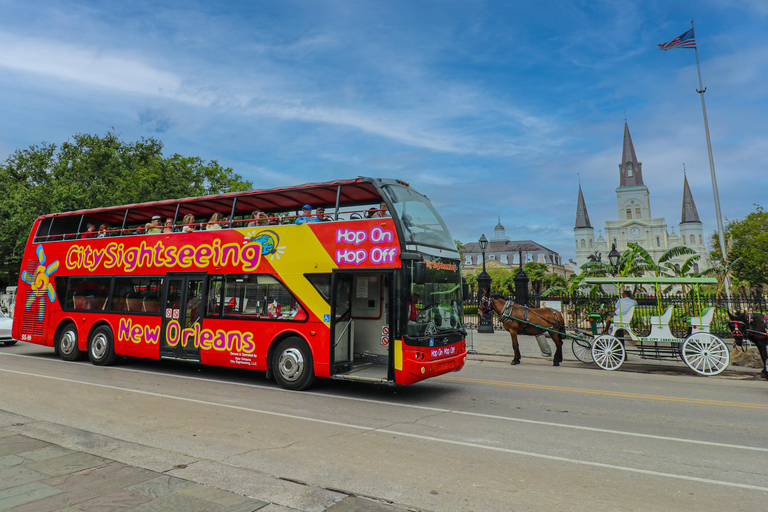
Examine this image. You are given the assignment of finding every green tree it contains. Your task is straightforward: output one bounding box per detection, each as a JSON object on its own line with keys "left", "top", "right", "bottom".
{"left": 455, "top": 240, "right": 466, "bottom": 260}
{"left": 0, "top": 132, "right": 252, "bottom": 286}
{"left": 522, "top": 262, "right": 548, "bottom": 294}
{"left": 710, "top": 206, "right": 768, "bottom": 287}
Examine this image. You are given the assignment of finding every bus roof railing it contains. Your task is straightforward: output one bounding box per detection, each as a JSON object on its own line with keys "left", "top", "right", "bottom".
{"left": 584, "top": 277, "right": 718, "bottom": 285}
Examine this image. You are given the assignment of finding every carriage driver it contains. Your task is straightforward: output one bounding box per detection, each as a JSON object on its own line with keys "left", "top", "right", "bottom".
{"left": 603, "top": 290, "right": 637, "bottom": 333}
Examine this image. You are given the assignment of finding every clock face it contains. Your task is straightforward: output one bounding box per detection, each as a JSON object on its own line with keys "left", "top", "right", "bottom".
{"left": 630, "top": 227, "right": 641, "bottom": 237}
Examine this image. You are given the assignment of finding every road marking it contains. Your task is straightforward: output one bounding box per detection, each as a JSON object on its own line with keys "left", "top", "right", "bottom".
{"left": 2, "top": 351, "right": 768, "bottom": 455}
{"left": 444, "top": 375, "right": 768, "bottom": 410}
{"left": 2, "top": 366, "right": 768, "bottom": 494}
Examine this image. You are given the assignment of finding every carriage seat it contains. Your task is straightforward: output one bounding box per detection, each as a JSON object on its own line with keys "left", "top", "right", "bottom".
{"left": 689, "top": 307, "right": 716, "bottom": 334}
{"left": 608, "top": 305, "right": 636, "bottom": 336}
{"left": 648, "top": 306, "right": 675, "bottom": 340}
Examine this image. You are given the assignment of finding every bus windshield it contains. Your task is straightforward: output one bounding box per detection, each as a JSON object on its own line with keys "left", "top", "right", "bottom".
{"left": 383, "top": 185, "right": 454, "bottom": 249}
{"left": 408, "top": 257, "right": 464, "bottom": 338}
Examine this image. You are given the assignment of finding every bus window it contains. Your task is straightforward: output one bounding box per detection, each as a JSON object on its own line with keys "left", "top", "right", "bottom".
{"left": 112, "top": 277, "right": 163, "bottom": 313}
{"left": 66, "top": 277, "right": 111, "bottom": 311}
{"left": 222, "top": 275, "right": 306, "bottom": 320}
{"left": 207, "top": 276, "right": 224, "bottom": 316}
{"left": 305, "top": 274, "right": 331, "bottom": 303}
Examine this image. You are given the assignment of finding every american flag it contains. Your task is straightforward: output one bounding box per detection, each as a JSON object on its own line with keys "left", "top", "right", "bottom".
{"left": 658, "top": 28, "right": 696, "bottom": 51}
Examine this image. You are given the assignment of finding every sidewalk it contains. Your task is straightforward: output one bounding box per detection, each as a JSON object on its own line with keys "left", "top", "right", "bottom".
{"left": 0, "top": 413, "right": 412, "bottom": 512}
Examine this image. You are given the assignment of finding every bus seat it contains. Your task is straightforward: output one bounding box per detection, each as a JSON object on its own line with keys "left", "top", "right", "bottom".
{"left": 143, "top": 297, "right": 160, "bottom": 313}
{"left": 292, "top": 309, "right": 307, "bottom": 321}
{"left": 73, "top": 294, "right": 87, "bottom": 310}
{"left": 112, "top": 296, "right": 127, "bottom": 311}
{"left": 126, "top": 296, "right": 143, "bottom": 312}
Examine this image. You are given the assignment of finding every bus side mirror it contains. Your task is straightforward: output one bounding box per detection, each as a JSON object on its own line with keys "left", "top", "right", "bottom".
{"left": 462, "top": 278, "right": 469, "bottom": 301}
{"left": 414, "top": 262, "right": 426, "bottom": 285}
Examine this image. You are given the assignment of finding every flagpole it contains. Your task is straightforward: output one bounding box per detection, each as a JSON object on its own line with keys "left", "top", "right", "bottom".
{"left": 690, "top": 20, "right": 730, "bottom": 299}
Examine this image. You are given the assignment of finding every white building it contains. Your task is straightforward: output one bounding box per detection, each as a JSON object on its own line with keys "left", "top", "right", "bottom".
{"left": 574, "top": 122, "right": 708, "bottom": 273}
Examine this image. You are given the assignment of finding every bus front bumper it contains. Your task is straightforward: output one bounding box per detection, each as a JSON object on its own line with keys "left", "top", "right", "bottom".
{"left": 396, "top": 340, "right": 466, "bottom": 385}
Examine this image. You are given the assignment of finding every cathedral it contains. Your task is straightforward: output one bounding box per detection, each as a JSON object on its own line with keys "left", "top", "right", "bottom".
{"left": 574, "top": 122, "right": 709, "bottom": 273}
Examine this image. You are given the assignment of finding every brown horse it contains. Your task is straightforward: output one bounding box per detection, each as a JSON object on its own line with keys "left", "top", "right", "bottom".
{"left": 485, "top": 294, "right": 565, "bottom": 366}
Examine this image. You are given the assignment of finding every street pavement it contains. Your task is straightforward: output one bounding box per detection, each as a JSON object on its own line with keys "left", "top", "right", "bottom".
{"left": 1, "top": 330, "right": 762, "bottom": 511}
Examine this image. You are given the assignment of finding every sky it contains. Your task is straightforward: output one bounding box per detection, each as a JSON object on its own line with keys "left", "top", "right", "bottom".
{"left": 1, "top": 0, "right": 766, "bottom": 266}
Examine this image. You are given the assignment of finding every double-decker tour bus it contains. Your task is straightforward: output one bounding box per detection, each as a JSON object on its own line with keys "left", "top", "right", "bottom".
{"left": 13, "top": 178, "right": 466, "bottom": 390}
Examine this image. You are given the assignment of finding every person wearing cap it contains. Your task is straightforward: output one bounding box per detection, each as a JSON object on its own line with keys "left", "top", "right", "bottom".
{"left": 147, "top": 215, "right": 163, "bottom": 234}
{"left": 295, "top": 205, "right": 318, "bottom": 225}
{"left": 315, "top": 207, "right": 330, "bottom": 222}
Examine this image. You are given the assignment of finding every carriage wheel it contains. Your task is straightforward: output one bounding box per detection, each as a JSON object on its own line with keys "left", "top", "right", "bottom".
{"left": 572, "top": 337, "right": 594, "bottom": 364}
{"left": 682, "top": 333, "right": 730, "bottom": 376}
{"left": 591, "top": 335, "right": 625, "bottom": 371}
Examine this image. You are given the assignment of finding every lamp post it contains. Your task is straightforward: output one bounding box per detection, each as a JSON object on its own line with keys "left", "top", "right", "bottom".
{"left": 514, "top": 250, "right": 530, "bottom": 307}
{"left": 477, "top": 234, "right": 493, "bottom": 333}
{"left": 608, "top": 243, "right": 621, "bottom": 276}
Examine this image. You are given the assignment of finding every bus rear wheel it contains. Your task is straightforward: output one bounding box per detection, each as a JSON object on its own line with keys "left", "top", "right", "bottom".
{"left": 272, "top": 337, "right": 315, "bottom": 391}
{"left": 88, "top": 326, "right": 118, "bottom": 366}
{"left": 57, "top": 323, "right": 82, "bottom": 361}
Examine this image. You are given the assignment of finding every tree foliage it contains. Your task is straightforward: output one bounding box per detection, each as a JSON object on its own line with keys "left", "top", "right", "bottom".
{"left": 0, "top": 132, "right": 252, "bottom": 286}
{"left": 710, "top": 205, "right": 768, "bottom": 287}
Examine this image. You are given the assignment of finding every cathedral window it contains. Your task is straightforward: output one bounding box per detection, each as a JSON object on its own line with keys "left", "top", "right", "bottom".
{"left": 626, "top": 208, "right": 632, "bottom": 220}
{"left": 589, "top": 239, "right": 593, "bottom": 248}
{"left": 690, "top": 235, "right": 695, "bottom": 245}
{"left": 656, "top": 236, "right": 660, "bottom": 247}
{"left": 635, "top": 207, "right": 641, "bottom": 218}
{"left": 699, "top": 235, "right": 703, "bottom": 245}
{"left": 580, "top": 239, "right": 586, "bottom": 249}
{"left": 693, "top": 263, "right": 699, "bottom": 272}
{"left": 626, "top": 162, "right": 634, "bottom": 177}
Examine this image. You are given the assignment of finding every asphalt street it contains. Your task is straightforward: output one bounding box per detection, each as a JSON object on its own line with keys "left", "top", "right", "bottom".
{"left": 1, "top": 336, "right": 767, "bottom": 511}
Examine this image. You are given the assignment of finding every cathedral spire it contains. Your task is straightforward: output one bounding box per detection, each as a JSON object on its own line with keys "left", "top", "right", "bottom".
{"left": 619, "top": 121, "right": 644, "bottom": 187}
{"left": 575, "top": 185, "right": 592, "bottom": 229}
{"left": 681, "top": 174, "right": 701, "bottom": 223}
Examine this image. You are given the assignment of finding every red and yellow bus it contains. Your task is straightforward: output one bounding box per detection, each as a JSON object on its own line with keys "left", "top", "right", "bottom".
{"left": 13, "top": 178, "right": 466, "bottom": 389}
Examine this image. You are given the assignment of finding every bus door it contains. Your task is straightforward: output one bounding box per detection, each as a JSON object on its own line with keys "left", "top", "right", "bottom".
{"left": 159, "top": 273, "right": 206, "bottom": 361}
{"left": 330, "top": 270, "right": 394, "bottom": 383}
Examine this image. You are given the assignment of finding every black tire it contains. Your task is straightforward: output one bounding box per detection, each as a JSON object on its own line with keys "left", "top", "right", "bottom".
{"left": 57, "top": 323, "right": 82, "bottom": 361}
{"left": 272, "top": 337, "right": 315, "bottom": 391}
{"left": 3, "top": 340, "right": 18, "bottom": 346}
{"left": 88, "top": 326, "right": 118, "bottom": 366}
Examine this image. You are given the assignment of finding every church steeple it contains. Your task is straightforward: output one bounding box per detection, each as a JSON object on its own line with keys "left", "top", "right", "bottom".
{"left": 575, "top": 185, "right": 592, "bottom": 229}
{"left": 619, "top": 122, "right": 644, "bottom": 187}
{"left": 680, "top": 173, "right": 701, "bottom": 223}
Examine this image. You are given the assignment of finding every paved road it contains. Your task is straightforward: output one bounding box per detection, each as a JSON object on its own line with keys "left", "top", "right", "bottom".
{"left": 1, "top": 341, "right": 767, "bottom": 511}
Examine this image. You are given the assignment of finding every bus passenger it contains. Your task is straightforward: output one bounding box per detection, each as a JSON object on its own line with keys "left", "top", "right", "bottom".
{"left": 97, "top": 224, "right": 109, "bottom": 238}
{"left": 147, "top": 216, "right": 163, "bottom": 234}
{"left": 80, "top": 223, "right": 97, "bottom": 239}
{"left": 315, "top": 207, "right": 330, "bottom": 222}
{"left": 163, "top": 218, "right": 174, "bottom": 233}
{"left": 248, "top": 210, "right": 268, "bottom": 227}
{"left": 181, "top": 214, "right": 196, "bottom": 233}
{"left": 295, "top": 205, "right": 318, "bottom": 225}
{"left": 206, "top": 212, "right": 224, "bottom": 230}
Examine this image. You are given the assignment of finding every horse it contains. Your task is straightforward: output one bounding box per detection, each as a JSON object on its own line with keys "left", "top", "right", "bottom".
{"left": 482, "top": 294, "right": 565, "bottom": 366}
{"left": 728, "top": 311, "right": 768, "bottom": 380}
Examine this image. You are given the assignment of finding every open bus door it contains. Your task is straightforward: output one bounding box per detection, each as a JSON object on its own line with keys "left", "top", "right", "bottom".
{"left": 159, "top": 273, "right": 206, "bottom": 361}
{"left": 330, "top": 270, "right": 395, "bottom": 383}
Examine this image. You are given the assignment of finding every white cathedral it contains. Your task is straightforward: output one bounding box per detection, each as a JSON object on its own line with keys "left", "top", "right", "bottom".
{"left": 574, "top": 122, "right": 709, "bottom": 273}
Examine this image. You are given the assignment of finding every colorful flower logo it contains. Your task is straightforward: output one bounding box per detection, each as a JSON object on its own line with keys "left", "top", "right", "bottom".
{"left": 20, "top": 245, "right": 59, "bottom": 320}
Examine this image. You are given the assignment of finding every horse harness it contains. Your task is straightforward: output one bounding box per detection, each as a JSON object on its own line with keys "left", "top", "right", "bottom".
{"left": 500, "top": 299, "right": 564, "bottom": 335}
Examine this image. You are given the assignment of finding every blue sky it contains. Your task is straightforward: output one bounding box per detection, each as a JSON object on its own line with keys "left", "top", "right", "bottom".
{"left": 1, "top": 0, "right": 766, "bottom": 265}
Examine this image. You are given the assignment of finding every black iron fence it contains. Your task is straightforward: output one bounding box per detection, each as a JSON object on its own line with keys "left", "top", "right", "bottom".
{"left": 462, "top": 293, "right": 767, "bottom": 339}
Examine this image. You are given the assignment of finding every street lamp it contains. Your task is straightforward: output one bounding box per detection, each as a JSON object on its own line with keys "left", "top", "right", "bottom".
{"left": 608, "top": 243, "right": 621, "bottom": 274}
{"left": 477, "top": 234, "right": 493, "bottom": 333}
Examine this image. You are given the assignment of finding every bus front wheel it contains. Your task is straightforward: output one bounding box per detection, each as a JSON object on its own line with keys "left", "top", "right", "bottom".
{"left": 272, "top": 337, "right": 315, "bottom": 391}
{"left": 57, "top": 323, "right": 82, "bottom": 361}
{"left": 88, "top": 326, "right": 118, "bottom": 366}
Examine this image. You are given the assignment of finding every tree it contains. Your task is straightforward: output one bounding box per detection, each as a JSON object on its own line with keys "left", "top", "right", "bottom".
{"left": 455, "top": 240, "right": 466, "bottom": 260}
{"left": 710, "top": 206, "right": 768, "bottom": 287}
{"left": 522, "top": 262, "right": 548, "bottom": 295}
{"left": 0, "top": 132, "right": 252, "bottom": 287}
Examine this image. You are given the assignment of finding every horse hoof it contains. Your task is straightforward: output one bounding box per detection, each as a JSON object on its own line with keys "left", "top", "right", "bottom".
{"left": 511, "top": 360, "right": 520, "bottom": 366}
{"left": 553, "top": 362, "right": 560, "bottom": 367}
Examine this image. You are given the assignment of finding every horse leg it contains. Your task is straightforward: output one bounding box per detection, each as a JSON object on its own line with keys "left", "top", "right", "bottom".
{"left": 755, "top": 339, "right": 768, "bottom": 380}
{"left": 510, "top": 329, "right": 521, "bottom": 365}
{"left": 551, "top": 333, "right": 563, "bottom": 367}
